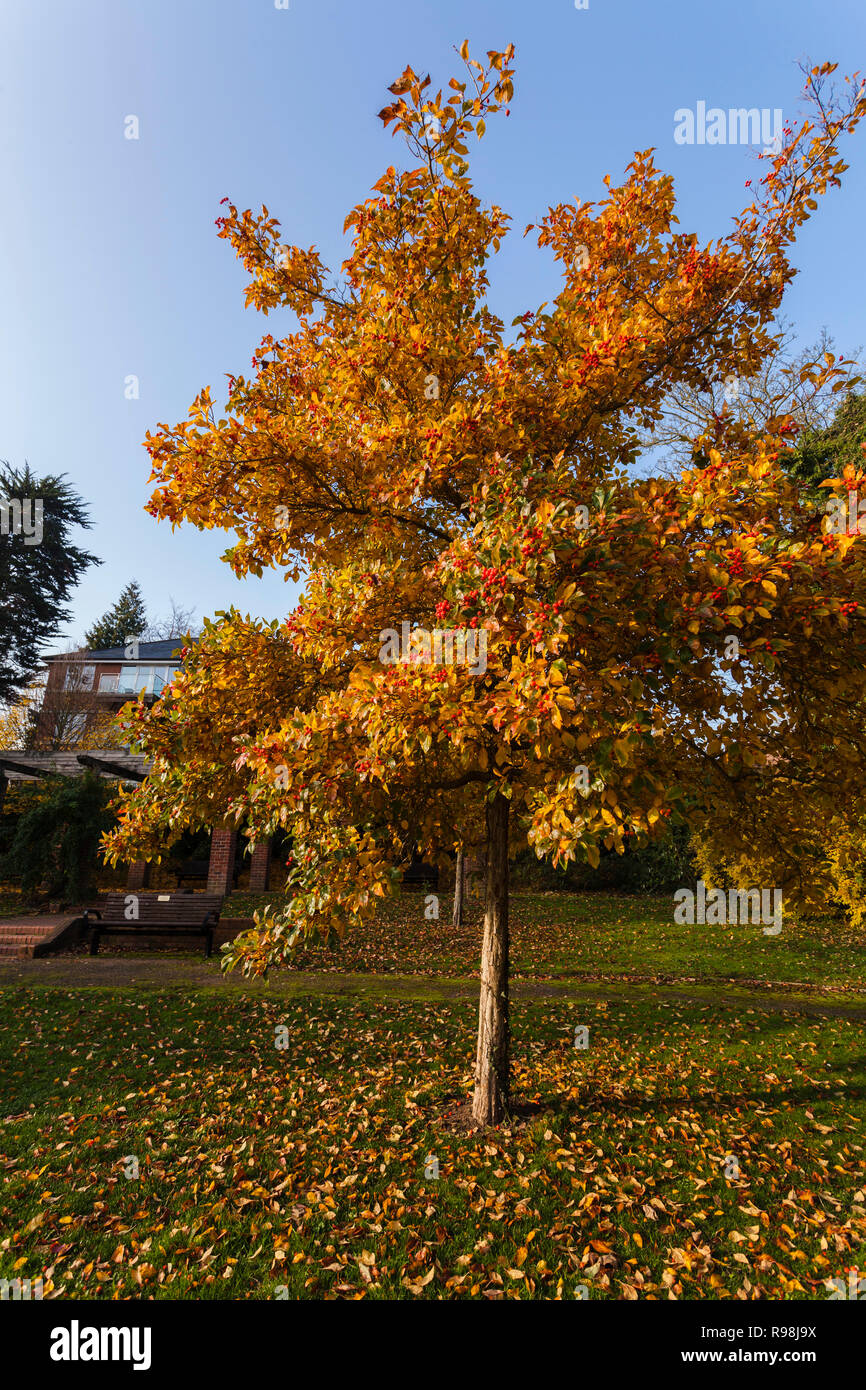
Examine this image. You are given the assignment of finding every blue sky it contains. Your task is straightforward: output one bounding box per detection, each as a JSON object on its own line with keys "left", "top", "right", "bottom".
{"left": 1, "top": 0, "right": 863, "bottom": 646}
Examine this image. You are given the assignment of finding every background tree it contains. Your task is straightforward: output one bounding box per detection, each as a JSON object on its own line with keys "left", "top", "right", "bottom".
{"left": 0, "top": 770, "right": 117, "bottom": 905}
{"left": 0, "top": 462, "right": 100, "bottom": 703}
{"left": 1, "top": 652, "right": 122, "bottom": 753}
{"left": 83, "top": 580, "right": 148, "bottom": 650}
{"left": 111, "top": 49, "right": 866, "bottom": 1124}
{"left": 785, "top": 386, "right": 866, "bottom": 494}
{"left": 142, "top": 597, "right": 201, "bottom": 642}
{"left": 24, "top": 653, "right": 121, "bottom": 751}
{"left": 643, "top": 323, "right": 862, "bottom": 478}
{"left": 687, "top": 383, "right": 866, "bottom": 907}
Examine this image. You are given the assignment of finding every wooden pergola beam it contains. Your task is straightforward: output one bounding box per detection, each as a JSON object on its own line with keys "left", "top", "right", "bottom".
{"left": 0, "top": 756, "right": 54, "bottom": 780}
{"left": 76, "top": 754, "right": 146, "bottom": 782}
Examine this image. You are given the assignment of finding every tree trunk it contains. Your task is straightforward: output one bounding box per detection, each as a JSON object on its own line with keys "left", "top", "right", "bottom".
{"left": 472, "top": 791, "right": 510, "bottom": 1126}
{"left": 452, "top": 846, "right": 465, "bottom": 927}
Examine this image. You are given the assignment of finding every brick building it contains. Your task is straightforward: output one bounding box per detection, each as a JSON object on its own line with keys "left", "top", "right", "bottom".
{"left": 2, "top": 640, "right": 275, "bottom": 898}
{"left": 35, "top": 639, "right": 184, "bottom": 746}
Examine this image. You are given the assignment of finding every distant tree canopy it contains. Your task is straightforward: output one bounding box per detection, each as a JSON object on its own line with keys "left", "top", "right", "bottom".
{"left": 0, "top": 462, "right": 100, "bottom": 704}
{"left": 142, "top": 597, "right": 201, "bottom": 643}
{"left": 784, "top": 388, "right": 866, "bottom": 497}
{"left": 643, "top": 325, "right": 862, "bottom": 480}
{"left": 84, "top": 584, "right": 200, "bottom": 649}
{"left": 84, "top": 580, "right": 148, "bottom": 651}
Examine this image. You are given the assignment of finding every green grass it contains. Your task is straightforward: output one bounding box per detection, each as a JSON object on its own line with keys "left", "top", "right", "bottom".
{"left": 222, "top": 889, "right": 866, "bottom": 993}
{"left": 1, "top": 988, "right": 863, "bottom": 1300}
{"left": 2, "top": 888, "right": 864, "bottom": 1300}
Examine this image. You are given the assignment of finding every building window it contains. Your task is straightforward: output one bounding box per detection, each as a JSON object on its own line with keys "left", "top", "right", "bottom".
{"left": 64, "top": 664, "right": 95, "bottom": 691}
{"left": 118, "top": 666, "right": 146, "bottom": 695}
{"left": 117, "top": 665, "right": 178, "bottom": 696}
{"left": 98, "top": 673, "right": 118, "bottom": 693}
{"left": 54, "top": 712, "right": 89, "bottom": 745}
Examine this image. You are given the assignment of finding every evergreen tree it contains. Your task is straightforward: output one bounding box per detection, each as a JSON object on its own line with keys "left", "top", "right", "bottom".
{"left": 84, "top": 580, "right": 148, "bottom": 651}
{"left": 0, "top": 462, "right": 100, "bottom": 704}
{"left": 784, "top": 389, "right": 866, "bottom": 498}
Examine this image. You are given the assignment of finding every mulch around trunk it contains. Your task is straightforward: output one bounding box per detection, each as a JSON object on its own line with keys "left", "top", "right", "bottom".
{"left": 439, "top": 1095, "right": 547, "bottom": 1134}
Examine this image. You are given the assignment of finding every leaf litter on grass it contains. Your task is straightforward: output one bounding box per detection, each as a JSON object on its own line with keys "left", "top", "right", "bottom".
{"left": 0, "top": 989, "right": 863, "bottom": 1300}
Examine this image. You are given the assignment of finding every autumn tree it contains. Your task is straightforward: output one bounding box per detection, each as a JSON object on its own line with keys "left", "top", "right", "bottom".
{"left": 110, "top": 47, "right": 866, "bottom": 1124}
{"left": 688, "top": 384, "right": 866, "bottom": 917}
{"left": 0, "top": 685, "right": 36, "bottom": 750}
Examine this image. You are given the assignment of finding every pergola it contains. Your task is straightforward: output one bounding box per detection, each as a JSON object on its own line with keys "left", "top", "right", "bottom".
{"left": 0, "top": 749, "right": 149, "bottom": 791}
{"left": 0, "top": 750, "right": 272, "bottom": 894}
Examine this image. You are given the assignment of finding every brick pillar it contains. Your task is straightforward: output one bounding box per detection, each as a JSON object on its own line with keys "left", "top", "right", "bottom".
{"left": 248, "top": 837, "right": 272, "bottom": 892}
{"left": 127, "top": 860, "right": 150, "bottom": 890}
{"left": 207, "top": 828, "right": 237, "bottom": 896}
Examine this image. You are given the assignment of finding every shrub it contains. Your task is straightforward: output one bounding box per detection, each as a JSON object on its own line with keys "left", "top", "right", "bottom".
{"left": 512, "top": 822, "right": 695, "bottom": 894}
{"left": 0, "top": 772, "right": 117, "bottom": 904}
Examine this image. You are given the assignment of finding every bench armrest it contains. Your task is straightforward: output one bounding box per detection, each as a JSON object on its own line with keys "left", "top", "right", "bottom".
{"left": 83, "top": 908, "right": 102, "bottom": 922}
{"left": 202, "top": 910, "right": 221, "bottom": 926}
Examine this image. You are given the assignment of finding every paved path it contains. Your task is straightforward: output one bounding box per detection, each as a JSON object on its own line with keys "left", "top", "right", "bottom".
{"left": 1, "top": 956, "right": 864, "bottom": 1020}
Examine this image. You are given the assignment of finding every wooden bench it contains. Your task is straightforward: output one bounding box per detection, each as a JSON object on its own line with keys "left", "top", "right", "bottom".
{"left": 84, "top": 893, "right": 222, "bottom": 957}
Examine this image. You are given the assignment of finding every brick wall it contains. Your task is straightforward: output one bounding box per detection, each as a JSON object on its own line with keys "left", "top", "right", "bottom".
{"left": 127, "top": 860, "right": 151, "bottom": 890}
{"left": 207, "top": 829, "right": 238, "bottom": 896}
{"left": 248, "top": 838, "right": 272, "bottom": 892}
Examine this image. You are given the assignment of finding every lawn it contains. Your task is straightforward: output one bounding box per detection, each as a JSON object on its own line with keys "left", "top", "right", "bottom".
{"left": 1, "top": 986, "right": 864, "bottom": 1300}
{"left": 224, "top": 889, "right": 866, "bottom": 993}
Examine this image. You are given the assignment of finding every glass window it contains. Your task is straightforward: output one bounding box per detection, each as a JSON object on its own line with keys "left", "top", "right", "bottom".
{"left": 98, "top": 673, "right": 118, "bottom": 693}
{"left": 154, "top": 665, "right": 179, "bottom": 695}
{"left": 65, "top": 664, "right": 95, "bottom": 691}
{"left": 117, "top": 665, "right": 142, "bottom": 694}
{"left": 116, "top": 665, "right": 178, "bottom": 696}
